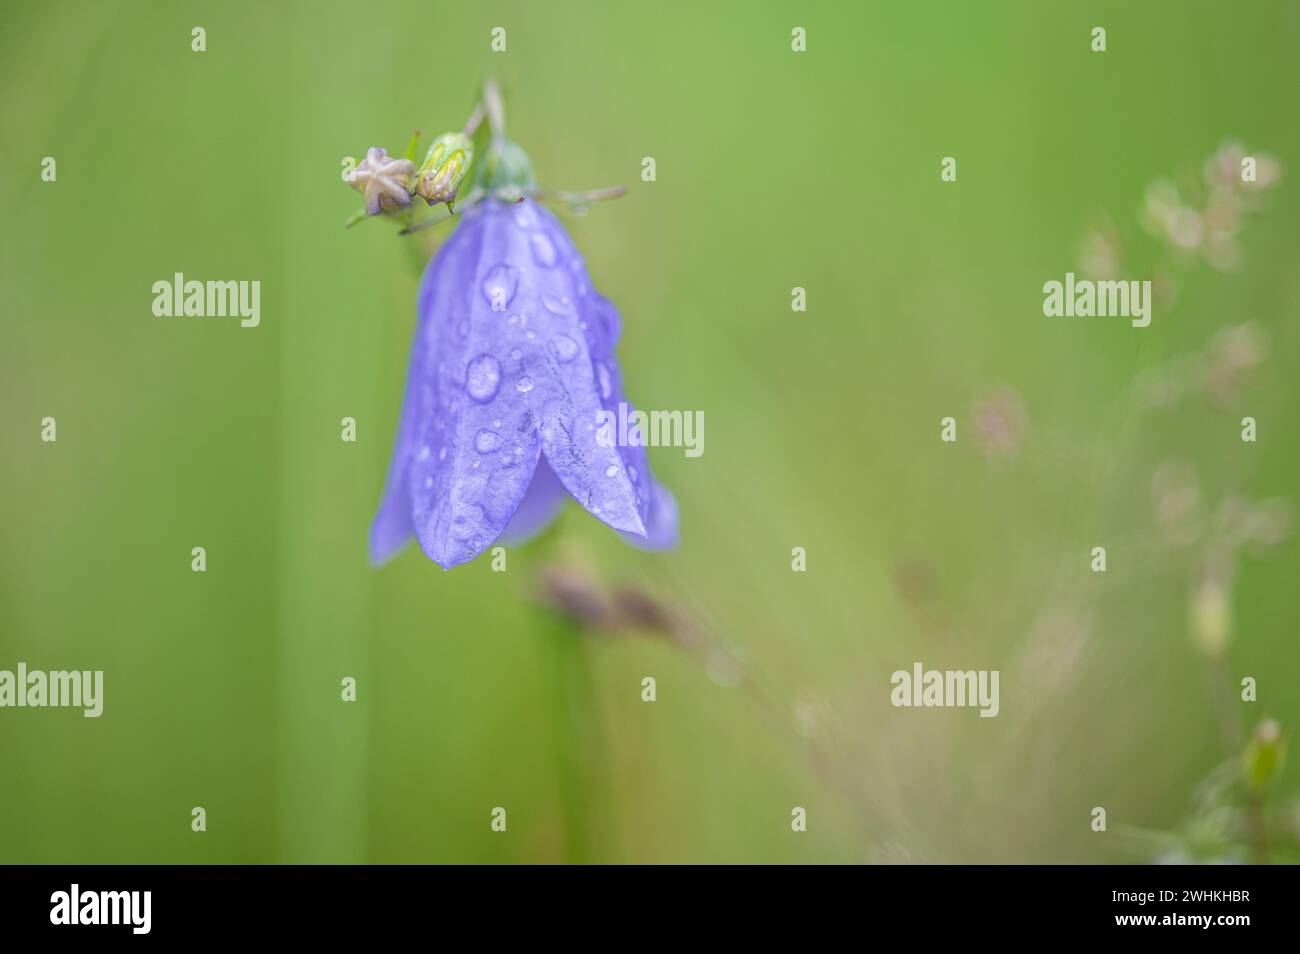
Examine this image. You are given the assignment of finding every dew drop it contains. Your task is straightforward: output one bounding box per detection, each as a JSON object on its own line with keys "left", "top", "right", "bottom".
{"left": 474, "top": 429, "right": 501, "bottom": 453}
{"left": 541, "top": 293, "right": 570, "bottom": 316}
{"left": 551, "top": 334, "right": 579, "bottom": 363}
{"left": 530, "top": 232, "right": 558, "bottom": 268}
{"left": 510, "top": 348, "right": 522, "bottom": 361}
{"left": 481, "top": 265, "right": 518, "bottom": 311}
{"left": 628, "top": 466, "right": 638, "bottom": 482}
{"left": 516, "top": 376, "right": 535, "bottom": 393}
{"left": 597, "top": 363, "right": 613, "bottom": 400}
{"left": 604, "top": 465, "right": 619, "bottom": 478}
{"left": 513, "top": 202, "right": 538, "bottom": 230}
{"left": 466, "top": 354, "right": 502, "bottom": 403}
{"left": 449, "top": 504, "right": 485, "bottom": 544}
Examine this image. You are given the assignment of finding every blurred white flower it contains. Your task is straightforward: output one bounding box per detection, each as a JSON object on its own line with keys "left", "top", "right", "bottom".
{"left": 1201, "top": 322, "right": 1267, "bottom": 406}
{"left": 1138, "top": 143, "right": 1281, "bottom": 272}
{"left": 1151, "top": 461, "right": 1205, "bottom": 546}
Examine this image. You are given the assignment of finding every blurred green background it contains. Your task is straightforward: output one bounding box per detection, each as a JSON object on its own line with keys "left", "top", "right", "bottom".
{"left": 3, "top": 0, "right": 1299, "bottom": 863}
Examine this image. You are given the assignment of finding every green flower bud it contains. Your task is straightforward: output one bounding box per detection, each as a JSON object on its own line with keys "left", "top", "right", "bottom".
{"left": 1243, "top": 719, "right": 1286, "bottom": 795}
{"left": 415, "top": 132, "right": 473, "bottom": 206}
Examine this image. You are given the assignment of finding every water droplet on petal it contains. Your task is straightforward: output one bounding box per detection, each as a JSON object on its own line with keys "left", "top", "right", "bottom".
{"left": 474, "top": 429, "right": 501, "bottom": 453}
{"left": 551, "top": 334, "right": 579, "bottom": 362}
{"left": 417, "top": 445, "right": 431, "bottom": 462}
{"left": 481, "top": 265, "right": 518, "bottom": 311}
{"left": 530, "top": 232, "right": 558, "bottom": 267}
{"left": 605, "top": 465, "right": 619, "bottom": 477}
{"left": 466, "top": 354, "right": 502, "bottom": 403}
{"left": 596, "top": 363, "right": 613, "bottom": 400}
{"left": 514, "top": 202, "right": 538, "bottom": 230}
{"left": 516, "top": 376, "right": 535, "bottom": 393}
{"left": 449, "top": 503, "right": 484, "bottom": 541}
{"left": 542, "top": 294, "right": 570, "bottom": 316}
{"left": 628, "top": 466, "right": 638, "bottom": 482}
{"left": 510, "top": 348, "right": 522, "bottom": 361}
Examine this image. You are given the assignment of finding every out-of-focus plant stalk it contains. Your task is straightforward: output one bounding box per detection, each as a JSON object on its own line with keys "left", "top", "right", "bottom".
{"left": 276, "top": 9, "right": 372, "bottom": 861}
{"left": 538, "top": 609, "right": 607, "bottom": 863}
{"left": 529, "top": 537, "right": 610, "bottom": 863}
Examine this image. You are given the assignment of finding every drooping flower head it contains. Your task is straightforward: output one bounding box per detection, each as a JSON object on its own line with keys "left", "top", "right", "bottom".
{"left": 359, "top": 87, "right": 677, "bottom": 569}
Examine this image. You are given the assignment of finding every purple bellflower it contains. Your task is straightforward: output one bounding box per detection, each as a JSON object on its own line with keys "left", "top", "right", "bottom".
{"left": 367, "top": 173, "right": 677, "bottom": 569}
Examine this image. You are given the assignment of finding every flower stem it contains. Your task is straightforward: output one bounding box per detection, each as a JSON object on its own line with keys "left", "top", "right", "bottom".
{"left": 462, "top": 101, "right": 485, "bottom": 139}
{"left": 537, "top": 609, "right": 607, "bottom": 863}
{"left": 483, "top": 78, "right": 506, "bottom": 142}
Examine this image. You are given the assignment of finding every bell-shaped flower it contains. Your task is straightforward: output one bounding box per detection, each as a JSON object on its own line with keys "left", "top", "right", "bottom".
{"left": 371, "top": 197, "right": 678, "bottom": 568}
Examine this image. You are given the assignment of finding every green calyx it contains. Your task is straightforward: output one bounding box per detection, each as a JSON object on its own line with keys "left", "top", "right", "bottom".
{"left": 476, "top": 138, "right": 536, "bottom": 200}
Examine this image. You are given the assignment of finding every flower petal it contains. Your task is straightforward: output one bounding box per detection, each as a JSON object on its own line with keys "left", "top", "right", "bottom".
{"left": 621, "top": 476, "right": 679, "bottom": 550}
{"left": 500, "top": 202, "right": 651, "bottom": 536}
{"left": 499, "top": 455, "right": 568, "bottom": 544}
{"left": 368, "top": 219, "right": 473, "bottom": 565}
{"left": 368, "top": 348, "right": 419, "bottom": 564}
{"left": 407, "top": 213, "right": 546, "bottom": 569}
